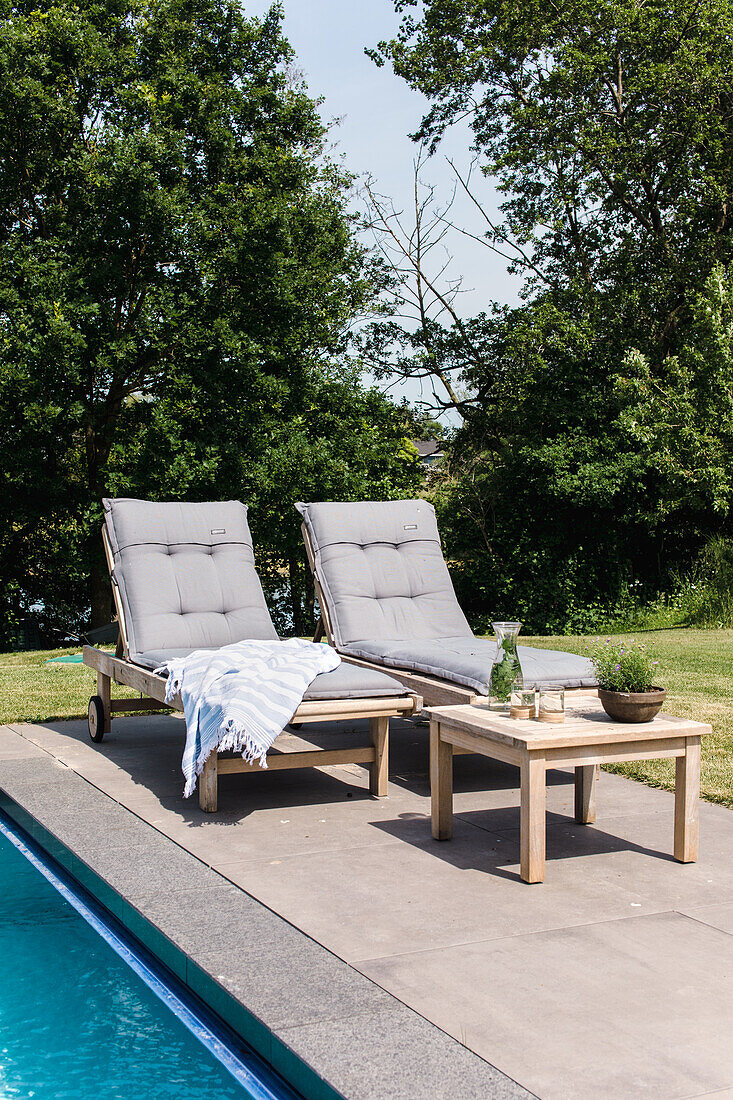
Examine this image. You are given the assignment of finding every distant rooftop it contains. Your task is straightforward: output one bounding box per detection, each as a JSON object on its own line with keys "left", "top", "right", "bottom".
{"left": 413, "top": 439, "right": 446, "bottom": 459}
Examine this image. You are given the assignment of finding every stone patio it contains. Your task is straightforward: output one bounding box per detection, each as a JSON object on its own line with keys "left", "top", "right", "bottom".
{"left": 2, "top": 711, "right": 733, "bottom": 1099}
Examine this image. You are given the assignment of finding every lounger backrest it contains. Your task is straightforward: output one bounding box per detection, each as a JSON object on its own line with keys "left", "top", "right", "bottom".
{"left": 296, "top": 499, "right": 473, "bottom": 646}
{"left": 104, "top": 498, "right": 277, "bottom": 659}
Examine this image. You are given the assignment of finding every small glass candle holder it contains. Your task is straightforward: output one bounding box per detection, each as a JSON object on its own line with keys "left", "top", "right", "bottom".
{"left": 510, "top": 688, "right": 537, "bottom": 720}
{"left": 538, "top": 688, "right": 565, "bottom": 723}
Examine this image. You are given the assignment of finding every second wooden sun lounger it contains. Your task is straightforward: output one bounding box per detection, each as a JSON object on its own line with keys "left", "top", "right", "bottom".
{"left": 297, "top": 498, "right": 597, "bottom": 707}
{"left": 83, "top": 498, "right": 421, "bottom": 812}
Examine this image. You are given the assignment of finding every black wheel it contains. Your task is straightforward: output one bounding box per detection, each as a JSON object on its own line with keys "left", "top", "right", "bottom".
{"left": 88, "top": 696, "right": 106, "bottom": 743}
{"left": 289, "top": 722, "right": 303, "bottom": 731}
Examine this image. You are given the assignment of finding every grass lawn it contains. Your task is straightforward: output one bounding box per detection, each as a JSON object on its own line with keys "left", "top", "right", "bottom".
{"left": 526, "top": 629, "right": 733, "bottom": 808}
{"left": 0, "top": 647, "right": 142, "bottom": 726}
{"left": 1, "top": 630, "right": 732, "bottom": 808}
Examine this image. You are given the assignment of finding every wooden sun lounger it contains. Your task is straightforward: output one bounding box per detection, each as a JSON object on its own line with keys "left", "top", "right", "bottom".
{"left": 302, "top": 521, "right": 594, "bottom": 710}
{"left": 83, "top": 643, "right": 419, "bottom": 813}
{"left": 83, "top": 508, "right": 422, "bottom": 813}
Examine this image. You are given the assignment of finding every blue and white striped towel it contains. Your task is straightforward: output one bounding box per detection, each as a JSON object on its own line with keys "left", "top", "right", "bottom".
{"left": 157, "top": 639, "right": 341, "bottom": 797}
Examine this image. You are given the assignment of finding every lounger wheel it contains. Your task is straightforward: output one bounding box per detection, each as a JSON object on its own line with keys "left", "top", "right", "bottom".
{"left": 88, "top": 696, "right": 106, "bottom": 743}
{"left": 289, "top": 722, "right": 303, "bottom": 730}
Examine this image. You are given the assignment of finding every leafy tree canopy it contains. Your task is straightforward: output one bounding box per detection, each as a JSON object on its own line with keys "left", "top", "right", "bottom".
{"left": 369, "top": 0, "right": 733, "bottom": 630}
{"left": 0, "top": 0, "right": 419, "bottom": 643}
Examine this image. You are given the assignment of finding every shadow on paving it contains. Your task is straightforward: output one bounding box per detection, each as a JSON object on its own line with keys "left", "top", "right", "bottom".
{"left": 370, "top": 808, "right": 675, "bottom": 883}
{"left": 30, "top": 714, "right": 668, "bottom": 880}
{"left": 38, "top": 713, "right": 571, "bottom": 824}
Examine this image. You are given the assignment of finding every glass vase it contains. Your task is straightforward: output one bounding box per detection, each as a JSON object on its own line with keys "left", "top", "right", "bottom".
{"left": 488, "top": 621, "right": 523, "bottom": 711}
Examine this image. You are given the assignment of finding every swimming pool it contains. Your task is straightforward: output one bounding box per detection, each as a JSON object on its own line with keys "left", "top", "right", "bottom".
{"left": 0, "top": 813, "right": 295, "bottom": 1100}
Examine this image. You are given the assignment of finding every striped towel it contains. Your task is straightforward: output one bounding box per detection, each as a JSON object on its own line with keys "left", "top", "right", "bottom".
{"left": 157, "top": 639, "right": 341, "bottom": 797}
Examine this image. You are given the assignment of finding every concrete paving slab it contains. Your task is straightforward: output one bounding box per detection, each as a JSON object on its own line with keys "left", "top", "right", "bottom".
{"left": 15, "top": 718, "right": 186, "bottom": 799}
{"left": 113, "top": 784, "right": 439, "bottom": 864}
{"left": 676, "top": 902, "right": 733, "bottom": 937}
{"left": 190, "top": 941, "right": 396, "bottom": 1033}
{"left": 74, "top": 837, "right": 218, "bottom": 902}
{"left": 273, "top": 1004, "right": 534, "bottom": 1100}
{"left": 128, "top": 881, "right": 309, "bottom": 960}
{"left": 215, "top": 830, "right": 666, "bottom": 961}
{"left": 0, "top": 755, "right": 78, "bottom": 790}
{"left": 448, "top": 811, "right": 733, "bottom": 915}
{"left": 358, "top": 911, "right": 733, "bottom": 1100}
{"left": 0, "top": 725, "right": 49, "bottom": 759}
{"left": 685, "top": 1089, "right": 733, "bottom": 1099}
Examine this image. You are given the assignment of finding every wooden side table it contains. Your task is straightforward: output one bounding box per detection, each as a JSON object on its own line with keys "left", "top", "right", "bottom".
{"left": 428, "top": 701, "right": 710, "bottom": 883}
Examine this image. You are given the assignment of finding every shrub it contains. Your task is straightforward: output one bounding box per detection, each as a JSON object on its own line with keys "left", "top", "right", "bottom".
{"left": 587, "top": 638, "right": 660, "bottom": 693}
{"left": 674, "top": 538, "right": 733, "bottom": 628}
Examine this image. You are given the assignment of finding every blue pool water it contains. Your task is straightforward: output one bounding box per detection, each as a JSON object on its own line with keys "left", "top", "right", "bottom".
{"left": 0, "top": 818, "right": 288, "bottom": 1099}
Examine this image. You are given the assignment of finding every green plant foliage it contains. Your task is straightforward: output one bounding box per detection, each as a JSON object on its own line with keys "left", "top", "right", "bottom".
{"left": 671, "top": 537, "right": 733, "bottom": 628}
{"left": 372, "top": 0, "right": 733, "bottom": 631}
{"left": 587, "top": 637, "right": 660, "bottom": 693}
{"left": 488, "top": 638, "right": 520, "bottom": 701}
{"left": 0, "top": 0, "right": 419, "bottom": 642}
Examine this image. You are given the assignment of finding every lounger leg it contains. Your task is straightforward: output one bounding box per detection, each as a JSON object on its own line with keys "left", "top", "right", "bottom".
{"left": 96, "top": 672, "right": 112, "bottom": 735}
{"left": 369, "top": 717, "right": 389, "bottom": 796}
{"left": 199, "top": 754, "right": 218, "bottom": 813}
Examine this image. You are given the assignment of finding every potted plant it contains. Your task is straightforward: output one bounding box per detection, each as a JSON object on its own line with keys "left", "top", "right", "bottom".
{"left": 587, "top": 638, "right": 665, "bottom": 723}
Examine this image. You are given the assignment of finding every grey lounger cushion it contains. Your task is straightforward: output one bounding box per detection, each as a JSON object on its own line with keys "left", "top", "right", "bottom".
{"left": 297, "top": 499, "right": 596, "bottom": 692}
{"left": 341, "top": 638, "right": 594, "bottom": 694}
{"left": 134, "top": 650, "right": 404, "bottom": 699}
{"left": 104, "top": 498, "right": 278, "bottom": 662}
{"left": 297, "top": 499, "right": 472, "bottom": 646}
{"left": 105, "top": 497, "right": 406, "bottom": 700}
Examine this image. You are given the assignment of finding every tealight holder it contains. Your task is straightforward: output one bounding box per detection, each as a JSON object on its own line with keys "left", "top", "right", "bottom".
{"left": 510, "top": 687, "right": 537, "bottom": 720}
{"left": 538, "top": 687, "right": 565, "bottom": 723}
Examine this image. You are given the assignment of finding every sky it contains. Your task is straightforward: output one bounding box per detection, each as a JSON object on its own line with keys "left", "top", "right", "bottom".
{"left": 246, "top": 0, "right": 524, "bottom": 419}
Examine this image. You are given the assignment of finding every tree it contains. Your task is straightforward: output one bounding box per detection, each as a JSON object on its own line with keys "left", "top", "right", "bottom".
{"left": 0, "top": 0, "right": 417, "bottom": 643}
{"left": 368, "top": 0, "right": 733, "bottom": 629}
{"left": 242, "top": 370, "right": 421, "bottom": 635}
{"left": 359, "top": 154, "right": 476, "bottom": 420}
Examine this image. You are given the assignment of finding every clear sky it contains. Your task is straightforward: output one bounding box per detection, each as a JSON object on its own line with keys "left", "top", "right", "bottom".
{"left": 246, "top": 0, "right": 523, "bottom": 417}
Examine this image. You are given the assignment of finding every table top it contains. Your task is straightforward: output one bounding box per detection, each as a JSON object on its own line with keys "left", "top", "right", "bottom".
{"left": 426, "top": 697, "right": 711, "bottom": 752}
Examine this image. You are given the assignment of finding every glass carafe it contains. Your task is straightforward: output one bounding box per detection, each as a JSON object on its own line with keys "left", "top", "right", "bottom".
{"left": 488, "top": 621, "right": 523, "bottom": 710}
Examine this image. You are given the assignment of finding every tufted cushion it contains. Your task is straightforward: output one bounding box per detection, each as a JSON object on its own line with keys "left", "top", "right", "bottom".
{"left": 296, "top": 499, "right": 472, "bottom": 647}
{"left": 104, "top": 498, "right": 278, "bottom": 661}
{"left": 340, "top": 638, "right": 596, "bottom": 693}
{"left": 297, "top": 499, "right": 597, "bottom": 691}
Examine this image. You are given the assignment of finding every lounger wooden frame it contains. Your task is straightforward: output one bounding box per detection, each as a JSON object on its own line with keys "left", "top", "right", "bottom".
{"left": 82, "top": 527, "right": 422, "bottom": 813}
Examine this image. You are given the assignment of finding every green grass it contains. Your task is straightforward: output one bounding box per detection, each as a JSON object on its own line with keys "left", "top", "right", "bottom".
{"left": 526, "top": 629, "right": 733, "bottom": 808}
{"left": 0, "top": 647, "right": 142, "bottom": 725}
{"left": 2, "top": 631, "right": 732, "bottom": 808}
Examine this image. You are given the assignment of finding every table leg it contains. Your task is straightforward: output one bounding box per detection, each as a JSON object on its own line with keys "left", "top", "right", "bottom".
{"left": 575, "top": 765, "right": 597, "bottom": 824}
{"left": 520, "top": 754, "right": 546, "bottom": 883}
{"left": 430, "top": 720, "right": 453, "bottom": 840}
{"left": 675, "top": 735, "right": 700, "bottom": 862}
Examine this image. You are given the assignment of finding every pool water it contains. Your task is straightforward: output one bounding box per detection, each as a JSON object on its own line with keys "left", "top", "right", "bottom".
{"left": 0, "top": 821, "right": 281, "bottom": 1099}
